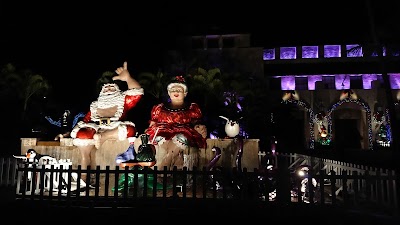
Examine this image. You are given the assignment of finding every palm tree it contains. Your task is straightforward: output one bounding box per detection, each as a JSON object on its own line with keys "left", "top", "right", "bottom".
{"left": 364, "top": 0, "right": 399, "bottom": 152}
{"left": 0, "top": 63, "right": 51, "bottom": 143}
{"left": 366, "top": 0, "right": 400, "bottom": 207}
{"left": 346, "top": 1, "right": 400, "bottom": 151}
{"left": 23, "top": 74, "right": 50, "bottom": 112}
{"left": 137, "top": 70, "right": 169, "bottom": 101}
{"left": 187, "top": 67, "right": 269, "bottom": 140}
{"left": 187, "top": 68, "right": 224, "bottom": 110}
{"left": 96, "top": 69, "right": 170, "bottom": 102}
{"left": 219, "top": 72, "right": 270, "bottom": 141}
{"left": 185, "top": 67, "right": 225, "bottom": 134}
{"left": 0, "top": 63, "right": 50, "bottom": 119}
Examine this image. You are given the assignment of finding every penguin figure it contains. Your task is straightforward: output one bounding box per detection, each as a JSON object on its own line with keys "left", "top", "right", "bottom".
{"left": 14, "top": 149, "right": 56, "bottom": 165}
{"left": 219, "top": 116, "right": 240, "bottom": 138}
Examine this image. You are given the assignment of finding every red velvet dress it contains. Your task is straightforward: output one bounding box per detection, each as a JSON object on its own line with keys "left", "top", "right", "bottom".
{"left": 145, "top": 102, "right": 207, "bottom": 149}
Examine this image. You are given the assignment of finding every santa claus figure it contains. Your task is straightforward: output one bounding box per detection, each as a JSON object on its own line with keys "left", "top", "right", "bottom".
{"left": 70, "top": 61, "right": 144, "bottom": 187}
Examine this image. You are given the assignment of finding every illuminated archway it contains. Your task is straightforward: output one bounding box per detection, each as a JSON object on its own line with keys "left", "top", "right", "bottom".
{"left": 326, "top": 98, "right": 373, "bottom": 150}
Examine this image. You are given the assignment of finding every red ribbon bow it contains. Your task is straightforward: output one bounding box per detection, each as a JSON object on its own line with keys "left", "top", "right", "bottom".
{"left": 175, "top": 76, "right": 185, "bottom": 83}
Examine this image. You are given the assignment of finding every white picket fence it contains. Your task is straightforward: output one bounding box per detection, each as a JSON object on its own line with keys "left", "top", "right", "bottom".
{"left": 1, "top": 153, "right": 399, "bottom": 216}
{"left": 259, "top": 152, "right": 398, "bottom": 213}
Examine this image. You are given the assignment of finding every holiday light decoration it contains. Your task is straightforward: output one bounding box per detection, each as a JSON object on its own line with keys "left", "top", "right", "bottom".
{"left": 327, "top": 97, "right": 373, "bottom": 150}
{"left": 371, "top": 106, "right": 392, "bottom": 148}
{"left": 372, "top": 111, "right": 385, "bottom": 124}
{"left": 314, "top": 111, "right": 330, "bottom": 146}
{"left": 385, "top": 108, "right": 392, "bottom": 142}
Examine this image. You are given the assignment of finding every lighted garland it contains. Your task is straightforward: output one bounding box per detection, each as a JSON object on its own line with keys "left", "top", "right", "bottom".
{"left": 390, "top": 100, "right": 400, "bottom": 142}
{"left": 282, "top": 98, "right": 315, "bottom": 149}
{"left": 326, "top": 97, "right": 373, "bottom": 150}
{"left": 385, "top": 108, "right": 392, "bottom": 142}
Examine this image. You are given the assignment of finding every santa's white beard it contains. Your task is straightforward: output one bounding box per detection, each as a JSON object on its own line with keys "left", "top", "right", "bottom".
{"left": 97, "top": 92, "right": 124, "bottom": 109}
{"left": 90, "top": 90, "right": 125, "bottom": 121}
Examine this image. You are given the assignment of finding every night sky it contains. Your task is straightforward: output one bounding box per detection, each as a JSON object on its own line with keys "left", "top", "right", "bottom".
{"left": 0, "top": 1, "right": 398, "bottom": 110}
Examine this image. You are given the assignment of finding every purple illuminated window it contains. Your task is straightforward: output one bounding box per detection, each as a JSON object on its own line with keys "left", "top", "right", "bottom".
{"left": 335, "top": 74, "right": 350, "bottom": 90}
{"left": 302, "top": 46, "right": 318, "bottom": 58}
{"left": 281, "top": 76, "right": 295, "bottom": 90}
{"left": 264, "top": 44, "right": 399, "bottom": 60}
{"left": 273, "top": 74, "right": 400, "bottom": 90}
{"left": 362, "top": 74, "right": 378, "bottom": 89}
{"left": 263, "top": 49, "right": 275, "bottom": 60}
{"left": 389, "top": 73, "right": 400, "bottom": 89}
{"left": 308, "top": 75, "right": 322, "bottom": 90}
{"left": 346, "top": 44, "right": 362, "bottom": 57}
{"left": 280, "top": 47, "right": 296, "bottom": 59}
{"left": 324, "top": 45, "right": 341, "bottom": 58}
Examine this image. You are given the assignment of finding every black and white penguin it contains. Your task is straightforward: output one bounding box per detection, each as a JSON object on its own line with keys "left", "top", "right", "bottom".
{"left": 14, "top": 149, "right": 55, "bottom": 164}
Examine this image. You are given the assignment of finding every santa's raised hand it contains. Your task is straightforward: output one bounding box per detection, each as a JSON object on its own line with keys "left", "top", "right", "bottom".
{"left": 113, "top": 61, "right": 141, "bottom": 89}
{"left": 114, "top": 61, "right": 131, "bottom": 81}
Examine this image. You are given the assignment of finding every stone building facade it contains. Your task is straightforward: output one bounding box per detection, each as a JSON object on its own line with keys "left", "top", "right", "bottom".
{"left": 166, "top": 34, "right": 400, "bottom": 151}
